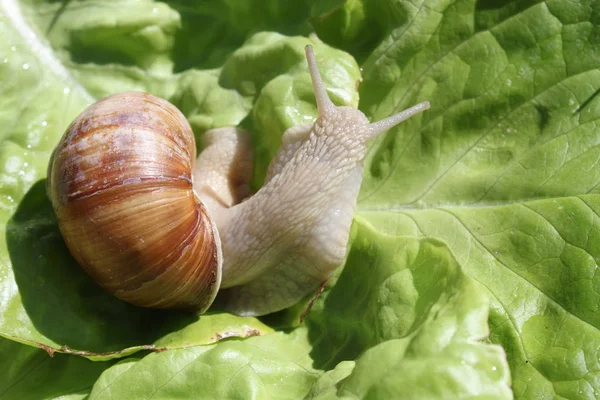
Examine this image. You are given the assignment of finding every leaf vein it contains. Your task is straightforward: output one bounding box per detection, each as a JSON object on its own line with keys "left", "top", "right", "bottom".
{"left": 440, "top": 207, "right": 600, "bottom": 334}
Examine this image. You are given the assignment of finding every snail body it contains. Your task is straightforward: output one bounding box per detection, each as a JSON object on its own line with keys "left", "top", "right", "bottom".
{"left": 48, "top": 46, "right": 429, "bottom": 316}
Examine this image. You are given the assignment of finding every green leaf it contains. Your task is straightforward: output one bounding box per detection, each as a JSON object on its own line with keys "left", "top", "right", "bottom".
{"left": 310, "top": 0, "right": 392, "bottom": 63}
{"left": 355, "top": 0, "right": 600, "bottom": 397}
{"left": 88, "top": 330, "right": 320, "bottom": 400}
{"left": 359, "top": 198, "right": 600, "bottom": 398}
{"left": 2, "top": 0, "right": 597, "bottom": 398}
{"left": 303, "top": 361, "right": 355, "bottom": 400}
{"left": 164, "top": 0, "right": 313, "bottom": 71}
{"left": 305, "top": 219, "right": 511, "bottom": 399}
{"left": 329, "top": 338, "right": 509, "bottom": 399}
{"left": 20, "top": 0, "right": 181, "bottom": 72}
{"left": 0, "top": 336, "right": 112, "bottom": 399}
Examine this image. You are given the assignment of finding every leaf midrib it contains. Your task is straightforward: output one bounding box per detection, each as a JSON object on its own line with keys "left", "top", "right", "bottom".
{"left": 356, "top": 195, "right": 578, "bottom": 212}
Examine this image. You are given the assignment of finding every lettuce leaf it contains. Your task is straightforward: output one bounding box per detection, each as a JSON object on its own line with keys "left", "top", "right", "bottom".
{"left": 305, "top": 222, "right": 511, "bottom": 399}
{"left": 355, "top": 1, "right": 600, "bottom": 397}
{"left": 0, "top": 336, "right": 112, "bottom": 399}
{"left": 1, "top": 0, "right": 598, "bottom": 398}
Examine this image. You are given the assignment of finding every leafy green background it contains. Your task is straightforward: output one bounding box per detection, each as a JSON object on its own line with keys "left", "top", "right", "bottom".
{"left": 0, "top": 0, "right": 597, "bottom": 398}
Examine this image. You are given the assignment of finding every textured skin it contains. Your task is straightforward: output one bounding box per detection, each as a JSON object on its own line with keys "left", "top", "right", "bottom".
{"left": 197, "top": 108, "right": 372, "bottom": 316}
{"left": 193, "top": 46, "right": 429, "bottom": 316}
{"left": 264, "top": 124, "right": 312, "bottom": 185}
{"left": 193, "top": 127, "right": 253, "bottom": 213}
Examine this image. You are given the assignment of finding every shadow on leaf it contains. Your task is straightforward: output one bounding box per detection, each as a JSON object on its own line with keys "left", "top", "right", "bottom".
{"left": 6, "top": 180, "right": 196, "bottom": 354}
{"left": 305, "top": 223, "right": 489, "bottom": 370}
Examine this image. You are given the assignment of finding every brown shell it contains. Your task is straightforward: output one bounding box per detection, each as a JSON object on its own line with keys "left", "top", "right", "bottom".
{"left": 47, "top": 91, "right": 221, "bottom": 312}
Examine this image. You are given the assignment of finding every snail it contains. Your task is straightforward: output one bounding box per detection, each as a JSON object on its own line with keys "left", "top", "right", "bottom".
{"left": 47, "top": 45, "right": 430, "bottom": 316}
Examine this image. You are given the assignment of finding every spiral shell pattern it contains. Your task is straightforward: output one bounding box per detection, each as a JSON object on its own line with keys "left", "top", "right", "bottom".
{"left": 47, "top": 92, "right": 221, "bottom": 312}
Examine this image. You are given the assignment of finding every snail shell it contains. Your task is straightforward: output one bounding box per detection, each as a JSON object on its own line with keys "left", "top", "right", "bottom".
{"left": 47, "top": 92, "right": 221, "bottom": 312}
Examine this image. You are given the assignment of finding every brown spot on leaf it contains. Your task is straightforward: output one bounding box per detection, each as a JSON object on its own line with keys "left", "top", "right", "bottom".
{"left": 300, "top": 279, "right": 329, "bottom": 323}
{"left": 244, "top": 328, "right": 261, "bottom": 337}
{"left": 38, "top": 343, "right": 56, "bottom": 357}
{"left": 212, "top": 326, "right": 262, "bottom": 343}
{"left": 355, "top": 78, "right": 363, "bottom": 93}
{"left": 35, "top": 342, "right": 166, "bottom": 358}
